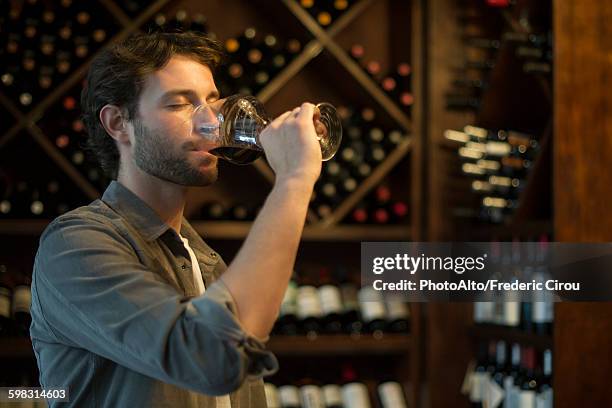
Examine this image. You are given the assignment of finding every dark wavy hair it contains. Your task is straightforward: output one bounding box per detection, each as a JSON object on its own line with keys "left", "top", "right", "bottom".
{"left": 80, "top": 32, "right": 224, "bottom": 179}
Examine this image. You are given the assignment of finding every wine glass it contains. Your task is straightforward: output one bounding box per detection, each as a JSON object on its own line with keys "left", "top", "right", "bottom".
{"left": 192, "top": 94, "right": 342, "bottom": 165}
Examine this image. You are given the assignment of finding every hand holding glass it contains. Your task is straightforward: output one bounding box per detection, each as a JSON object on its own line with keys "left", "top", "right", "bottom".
{"left": 191, "top": 95, "right": 342, "bottom": 165}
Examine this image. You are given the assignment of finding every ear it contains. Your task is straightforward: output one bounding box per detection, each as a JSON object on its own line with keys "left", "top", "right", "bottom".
{"left": 99, "top": 104, "right": 130, "bottom": 144}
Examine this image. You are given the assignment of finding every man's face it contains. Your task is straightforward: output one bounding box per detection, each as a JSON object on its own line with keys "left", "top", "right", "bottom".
{"left": 129, "top": 55, "right": 220, "bottom": 186}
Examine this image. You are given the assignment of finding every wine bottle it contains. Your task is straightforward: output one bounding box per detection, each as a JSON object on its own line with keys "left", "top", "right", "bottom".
{"left": 296, "top": 285, "right": 323, "bottom": 338}
{"left": 446, "top": 94, "right": 480, "bottom": 111}
{"left": 469, "top": 342, "right": 487, "bottom": 408}
{"left": 492, "top": 340, "right": 507, "bottom": 388}
{"left": 365, "top": 60, "right": 382, "bottom": 81}
{"left": 536, "top": 349, "right": 553, "bottom": 408}
{"left": 504, "top": 343, "right": 522, "bottom": 408}
{"left": 349, "top": 44, "right": 365, "bottom": 64}
{"left": 532, "top": 237, "right": 553, "bottom": 335}
{"left": 358, "top": 286, "right": 386, "bottom": 338}
{"left": 318, "top": 284, "right": 343, "bottom": 334}
{"left": 12, "top": 273, "right": 32, "bottom": 337}
{"left": 384, "top": 300, "right": 410, "bottom": 333}
{"left": 200, "top": 201, "right": 226, "bottom": 220}
{"left": 335, "top": 267, "right": 362, "bottom": 335}
{"left": 275, "top": 279, "right": 299, "bottom": 335}
{"left": 518, "top": 347, "right": 538, "bottom": 407}
{"left": 350, "top": 206, "right": 368, "bottom": 224}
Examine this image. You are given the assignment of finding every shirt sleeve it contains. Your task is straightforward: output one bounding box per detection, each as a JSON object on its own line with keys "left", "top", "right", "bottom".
{"left": 33, "top": 214, "right": 278, "bottom": 396}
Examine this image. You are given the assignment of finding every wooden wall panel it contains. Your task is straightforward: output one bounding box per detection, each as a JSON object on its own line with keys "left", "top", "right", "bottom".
{"left": 554, "top": 1, "right": 612, "bottom": 406}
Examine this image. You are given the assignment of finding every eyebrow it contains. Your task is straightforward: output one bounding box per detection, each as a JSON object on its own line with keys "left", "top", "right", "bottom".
{"left": 160, "top": 89, "right": 220, "bottom": 103}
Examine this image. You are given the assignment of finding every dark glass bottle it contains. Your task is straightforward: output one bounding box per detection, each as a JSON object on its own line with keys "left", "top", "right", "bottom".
{"left": 537, "top": 349, "right": 553, "bottom": 408}
{"left": 317, "top": 268, "right": 343, "bottom": 334}
{"left": 335, "top": 267, "right": 362, "bottom": 335}
{"left": 274, "top": 278, "right": 299, "bottom": 335}
{"left": 518, "top": 346, "right": 538, "bottom": 407}
{"left": 358, "top": 286, "right": 386, "bottom": 338}
{"left": 296, "top": 285, "right": 323, "bottom": 339}
{"left": 384, "top": 299, "right": 410, "bottom": 333}
{"left": 503, "top": 343, "right": 522, "bottom": 408}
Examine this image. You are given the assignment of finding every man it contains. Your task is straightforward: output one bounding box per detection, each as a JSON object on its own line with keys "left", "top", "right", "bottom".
{"left": 30, "top": 31, "right": 321, "bottom": 407}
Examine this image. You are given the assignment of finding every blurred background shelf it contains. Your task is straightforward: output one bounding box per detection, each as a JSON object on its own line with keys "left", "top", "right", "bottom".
{"left": 469, "top": 325, "right": 553, "bottom": 350}
{"left": 267, "top": 334, "right": 410, "bottom": 356}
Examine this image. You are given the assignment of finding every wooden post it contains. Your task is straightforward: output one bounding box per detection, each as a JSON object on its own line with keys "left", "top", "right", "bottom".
{"left": 554, "top": 0, "right": 612, "bottom": 406}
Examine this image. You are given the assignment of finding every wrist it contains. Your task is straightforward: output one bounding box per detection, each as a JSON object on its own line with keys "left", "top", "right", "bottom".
{"left": 273, "top": 174, "right": 316, "bottom": 196}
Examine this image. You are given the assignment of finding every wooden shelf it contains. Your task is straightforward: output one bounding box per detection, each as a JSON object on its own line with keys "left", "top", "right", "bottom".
{"left": 192, "top": 221, "right": 411, "bottom": 241}
{"left": 0, "top": 220, "right": 411, "bottom": 241}
{"left": 0, "top": 334, "right": 410, "bottom": 359}
{"left": 268, "top": 334, "right": 410, "bottom": 356}
{"left": 0, "top": 220, "right": 51, "bottom": 235}
{"left": 469, "top": 325, "right": 553, "bottom": 350}
{"left": 456, "top": 219, "right": 553, "bottom": 240}
{"left": 0, "top": 338, "right": 34, "bottom": 358}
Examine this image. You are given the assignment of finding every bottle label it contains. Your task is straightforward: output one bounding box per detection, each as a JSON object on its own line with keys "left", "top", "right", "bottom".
{"left": 474, "top": 301, "right": 494, "bottom": 323}
{"left": 0, "top": 289, "right": 10, "bottom": 319}
{"left": 469, "top": 372, "right": 485, "bottom": 402}
{"left": 543, "top": 349, "right": 552, "bottom": 376}
{"left": 341, "top": 383, "right": 371, "bottom": 408}
{"left": 385, "top": 301, "right": 410, "bottom": 320}
{"left": 318, "top": 285, "right": 343, "bottom": 315}
{"left": 532, "top": 301, "right": 547, "bottom": 323}
{"left": 12, "top": 285, "right": 31, "bottom": 314}
{"left": 519, "top": 390, "right": 536, "bottom": 408}
{"left": 378, "top": 381, "right": 408, "bottom": 408}
{"left": 504, "top": 301, "right": 520, "bottom": 326}
{"left": 264, "top": 383, "right": 281, "bottom": 408}
{"left": 297, "top": 286, "right": 323, "bottom": 319}
{"left": 279, "top": 385, "right": 300, "bottom": 406}
{"left": 300, "top": 385, "right": 324, "bottom": 408}
{"left": 358, "top": 287, "right": 386, "bottom": 322}
{"left": 340, "top": 284, "right": 359, "bottom": 312}
{"left": 322, "top": 384, "right": 342, "bottom": 407}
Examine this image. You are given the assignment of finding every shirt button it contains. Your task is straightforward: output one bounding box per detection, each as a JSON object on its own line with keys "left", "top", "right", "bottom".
{"left": 210, "top": 252, "right": 218, "bottom": 258}
{"left": 181, "top": 264, "right": 186, "bottom": 269}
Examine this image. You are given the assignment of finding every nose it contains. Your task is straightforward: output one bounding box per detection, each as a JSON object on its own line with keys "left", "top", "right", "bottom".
{"left": 193, "top": 104, "right": 221, "bottom": 140}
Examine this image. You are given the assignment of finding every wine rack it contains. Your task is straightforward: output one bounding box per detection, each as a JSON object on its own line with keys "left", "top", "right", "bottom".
{"left": 0, "top": 0, "right": 423, "bottom": 406}
{"left": 0, "top": 0, "right": 418, "bottom": 237}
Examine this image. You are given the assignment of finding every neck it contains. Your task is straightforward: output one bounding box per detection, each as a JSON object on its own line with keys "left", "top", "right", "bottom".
{"left": 117, "top": 166, "right": 187, "bottom": 234}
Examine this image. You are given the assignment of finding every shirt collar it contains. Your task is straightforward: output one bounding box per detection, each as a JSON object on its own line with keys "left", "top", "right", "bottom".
{"left": 101, "top": 180, "right": 172, "bottom": 241}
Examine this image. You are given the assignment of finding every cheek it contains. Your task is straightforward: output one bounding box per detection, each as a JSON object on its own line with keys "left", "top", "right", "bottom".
{"left": 157, "top": 112, "right": 194, "bottom": 139}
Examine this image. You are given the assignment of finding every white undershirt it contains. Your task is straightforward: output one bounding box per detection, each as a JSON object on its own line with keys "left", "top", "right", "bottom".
{"left": 180, "top": 235, "right": 232, "bottom": 408}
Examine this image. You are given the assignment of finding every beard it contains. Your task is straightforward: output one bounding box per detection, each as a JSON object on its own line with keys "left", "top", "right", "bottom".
{"left": 131, "top": 118, "right": 218, "bottom": 186}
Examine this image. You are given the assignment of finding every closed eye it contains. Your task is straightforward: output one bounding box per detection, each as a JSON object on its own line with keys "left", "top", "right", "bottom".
{"left": 166, "top": 103, "right": 193, "bottom": 109}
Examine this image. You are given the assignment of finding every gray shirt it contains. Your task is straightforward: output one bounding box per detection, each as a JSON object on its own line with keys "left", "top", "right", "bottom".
{"left": 30, "top": 180, "right": 277, "bottom": 407}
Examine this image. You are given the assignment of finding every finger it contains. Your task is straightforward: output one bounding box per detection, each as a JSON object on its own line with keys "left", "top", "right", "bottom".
{"left": 268, "top": 110, "right": 293, "bottom": 128}
{"left": 297, "top": 102, "right": 315, "bottom": 123}
{"left": 290, "top": 106, "right": 301, "bottom": 119}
